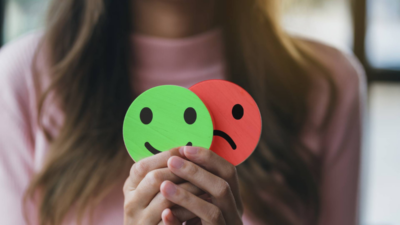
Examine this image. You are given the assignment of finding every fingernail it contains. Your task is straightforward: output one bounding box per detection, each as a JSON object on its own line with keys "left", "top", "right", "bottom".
{"left": 166, "top": 212, "right": 174, "bottom": 222}
{"left": 179, "top": 146, "right": 185, "bottom": 156}
{"left": 164, "top": 182, "right": 177, "bottom": 196}
{"left": 169, "top": 157, "right": 184, "bottom": 169}
{"left": 162, "top": 208, "right": 173, "bottom": 222}
{"left": 166, "top": 210, "right": 173, "bottom": 222}
{"left": 185, "top": 146, "right": 199, "bottom": 155}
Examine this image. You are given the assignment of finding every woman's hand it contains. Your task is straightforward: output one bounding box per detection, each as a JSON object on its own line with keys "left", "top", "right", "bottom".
{"left": 123, "top": 148, "right": 202, "bottom": 225}
{"left": 160, "top": 146, "right": 243, "bottom": 225}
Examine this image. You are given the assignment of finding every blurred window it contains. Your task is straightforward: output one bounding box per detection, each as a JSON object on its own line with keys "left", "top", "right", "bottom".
{"left": 3, "top": 0, "right": 48, "bottom": 43}
{"left": 282, "top": 0, "right": 353, "bottom": 53}
{"left": 366, "top": 0, "right": 400, "bottom": 70}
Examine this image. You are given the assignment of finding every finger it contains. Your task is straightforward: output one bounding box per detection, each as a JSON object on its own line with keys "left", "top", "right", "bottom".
{"left": 161, "top": 181, "right": 226, "bottom": 225}
{"left": 124, "top": 147, "right": 182, "bottom": 194}
{"left": 186, "top": 217, "right": 202, "bottom": 225}
{"left": 129, "top": 168, "right": 183, "bottom": 208}
{"left": 179, "top": 146, "right": 242, "bottom": 212}
{"left": 168, "top": 156, "right": 241, "bottom": 224}
{"left": 158, "top": 206, "right": 198, "bottom": 225}
{"left": 145, "top": 182, "right": 203, "bottom": 224}
{"left": 161, "top": 208, "right": 181, "bottom": 225}
{"left": 150, "top": 182, "right": 204, "bottom": 208}
{"left": 169, "top": 192, "right": 211, "bottom": 222}
{"left": 170, "top": 206, "right": 197, "bottom": 222}
{"left": 171, "top": 193, "right": 210, "bottom": 221}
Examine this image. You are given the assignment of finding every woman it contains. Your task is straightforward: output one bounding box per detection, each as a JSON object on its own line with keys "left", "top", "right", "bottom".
{"left": 0, "top": 0, "right": 364, "bottom": 224}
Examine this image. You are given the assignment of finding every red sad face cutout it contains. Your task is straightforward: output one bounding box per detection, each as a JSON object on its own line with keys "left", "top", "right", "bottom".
{"left": 190, "top": 80, "right": 262, "bottom": 166}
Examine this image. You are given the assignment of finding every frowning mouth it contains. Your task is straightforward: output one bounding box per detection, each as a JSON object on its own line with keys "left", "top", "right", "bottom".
{"left": 213, "top": 130, "right": 237, "bottom": 150}
{"left": 145, "top": 142, "right": 193, "bottom": 155}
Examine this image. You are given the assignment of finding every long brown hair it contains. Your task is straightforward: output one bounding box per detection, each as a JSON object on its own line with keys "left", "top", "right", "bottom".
{"left": 27, "top": 0, "right": 335, "bottom": 224}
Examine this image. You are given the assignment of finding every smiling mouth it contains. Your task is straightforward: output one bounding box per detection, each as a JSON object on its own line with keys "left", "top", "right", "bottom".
{"left": 145, "top": 142, "right": 193, "bottom": 154}
{"left": 213, "top": 130, "right": 237, "bottom": 150}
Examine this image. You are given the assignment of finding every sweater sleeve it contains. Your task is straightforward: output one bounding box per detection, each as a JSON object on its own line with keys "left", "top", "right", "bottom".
{"left": 317, "top": 52, "right": 366, "bottom": 225}
{"left": 0, "top": 33, "right": 42, "bottom": 224}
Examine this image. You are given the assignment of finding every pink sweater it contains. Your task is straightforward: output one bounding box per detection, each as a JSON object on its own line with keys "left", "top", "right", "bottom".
{"left": 0, "top": 29, "right": 365, "bottom": 225}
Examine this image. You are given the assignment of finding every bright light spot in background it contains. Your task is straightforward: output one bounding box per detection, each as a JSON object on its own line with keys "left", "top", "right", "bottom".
{"left": 4, "top": 1, "right": 23, "bottom": 41}
{"left": 362, "top": 83, "right": 400, "bottom": 225}
{"left": 362, "top": 3, "right": 400, "bottom": 225}
{"left": 282, "top": 0, "right": 353, "bottom": 53}
{"left": 3, "top": 0, "right": 48, "bottom": 42}
{"left": 366, "top": 0, "right": 400, "bottom": 69}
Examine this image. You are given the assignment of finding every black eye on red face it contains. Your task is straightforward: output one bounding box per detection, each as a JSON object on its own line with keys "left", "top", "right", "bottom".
{"left": 232, "top": 104, "right": 244, "bottom": 120}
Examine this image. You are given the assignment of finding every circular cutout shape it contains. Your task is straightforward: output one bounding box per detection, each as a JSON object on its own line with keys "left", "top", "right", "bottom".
{"left": 123, "top": 85, "right": 213, "bottom": 162}
{"left": 190, "top": 80, "right": 262, "bottom": 166}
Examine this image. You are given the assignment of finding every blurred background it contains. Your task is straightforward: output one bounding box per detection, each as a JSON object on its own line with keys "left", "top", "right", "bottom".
{"left": 0, "top": 0, "right": 399, "bottom": 224}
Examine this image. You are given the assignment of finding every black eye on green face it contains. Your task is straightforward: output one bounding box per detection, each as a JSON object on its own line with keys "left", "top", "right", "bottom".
{"left": 184, "top": 107, "right": 197, "bottom": 124}
{"left": 140, "top": 107, "right": 153, "bottom": 124}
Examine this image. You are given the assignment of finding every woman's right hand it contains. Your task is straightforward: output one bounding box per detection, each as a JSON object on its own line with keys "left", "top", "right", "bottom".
{"left": 123, "top": 148, "right": 201, "bottom": 225}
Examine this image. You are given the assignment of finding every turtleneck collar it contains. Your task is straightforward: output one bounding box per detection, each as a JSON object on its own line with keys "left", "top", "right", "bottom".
{"left": 131, "top": 28, "right": 226, "bottom": 94}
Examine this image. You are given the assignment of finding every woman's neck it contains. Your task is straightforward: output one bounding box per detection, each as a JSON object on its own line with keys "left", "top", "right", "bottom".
{"left": 131, "top": 0, "right": 217, "bottom": 38}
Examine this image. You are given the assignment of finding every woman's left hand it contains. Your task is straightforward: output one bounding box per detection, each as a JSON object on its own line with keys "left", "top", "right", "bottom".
{"left": 159, "top": 146, "right": 243, "bottom": 225}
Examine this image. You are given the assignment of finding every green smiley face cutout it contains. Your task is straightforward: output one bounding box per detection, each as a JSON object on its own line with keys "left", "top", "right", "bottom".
{"left": 123, "top": 85, "right": 213, "bottom": 162}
